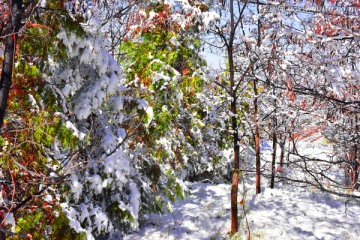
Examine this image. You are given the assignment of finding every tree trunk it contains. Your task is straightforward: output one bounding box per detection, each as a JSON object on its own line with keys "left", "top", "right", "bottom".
{"left": 230, "top": 91, "right": 241, "bottom": 232}
{"left": 352, "top": 115, "right": 359, "bottom": 186}
{"left": 353, "top": 145, "right": 358, "bottom": 185}
{"left": 229, "top": 52, "right": 241, "bottom": 233}
{"left": 228, "top": 0, "right": 241, "bottom": 233}
{"left": 270, "top": 90, "right": 277, "bottom": 188}
{"left": 270, "top": 131, "right": 277, "bottom": 189}
{"left": 0, "top": 0, "right": 23, "bottom": 132}
{"left": 0, "top": 2, "right": 23, "bottom": 238}
{"left": 253, "top": 0, "right": 262, "bottom": 195}
{"left": 230, "top": 141, "right": 240, "bottom": 233}
{"left": 279, "top": 139, "right": 285, "bottom": 168}
{"left": 0, "top": 216, "right": 5, "bottom": 240}
{"left": 230, "top": 92, "right": 240, "bottom": 232}
{"left": 253, "top": 80, "right": 261, "bottom": 194}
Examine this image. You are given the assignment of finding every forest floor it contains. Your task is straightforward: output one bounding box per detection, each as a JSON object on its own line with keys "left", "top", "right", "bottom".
{"left": 124, "top": 136, "right": 360, "bottom": 240}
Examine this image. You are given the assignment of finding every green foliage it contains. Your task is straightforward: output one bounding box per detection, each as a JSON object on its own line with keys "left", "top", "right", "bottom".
{"left": 108, "top": 203, "right": 136, "bottom": 225}
{"left": 119, "top": 27, "right": 206, "bottom": 140}
{"left": 165, "top": 169, "right": 186, "bottom": 201}
{"left": 16, "top": 210, "right": 43, "bottom": 234}
{"left": 0, "top": 2, "right": 91, "bottom": 238}
{"left": 118, "top": 15, "right": 212, "bottom": 220}
{"left": 13, "top": 209, "right": 85, "bottom": 240}
{"left": 50, "top": 212, "right": 86, "bottom": 240}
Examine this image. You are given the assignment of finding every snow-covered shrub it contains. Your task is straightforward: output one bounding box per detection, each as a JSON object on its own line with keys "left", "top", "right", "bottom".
{"left": 44, "top": 28, "right": 151, "bottom": 238}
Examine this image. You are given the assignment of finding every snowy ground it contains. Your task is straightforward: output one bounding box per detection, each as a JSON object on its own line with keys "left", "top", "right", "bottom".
{"left": 124, "top": 137, "right": 360, "bottom": 240}
{"left": 248, "top": 186, "right": 360, "bottom": 240}
{"left": 124, "top": 181, "right": 360, "bottom": 240}
{"left": 124, "top": 183, "right": 231, "bottom": 240}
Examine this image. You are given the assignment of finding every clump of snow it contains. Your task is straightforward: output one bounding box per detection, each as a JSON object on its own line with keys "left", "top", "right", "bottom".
{"left": 60, "top": 203, "right": 90, "bottom": 237}
{"left": 128, "top": 182, "right": 141, "bottom": 219}
{"left": 54, "top": 30, "right": 124, "bottom": 120}
{"left": 65, "top": 121, "right": 86, "bottom": 141}
{"left": 61, "top": 201, "right": 115, "bottom": 239}
{"left": 70, "top": 174, "right": 83, "bottom": 202}
{"left": 90, "top": 206, "right": 112, "bottom": 234}
{"left": 201, "top": 11, "right": 220, "bottom": 29}
{"left": 4, "top": 213, "right": 15, "bottom": 232}
{"left": 102, "top": 131, "right": 117, "bottom": 154}
{"left": 88, "top": 174, "right": 104, "bottom": 194}
{"left": 145, "top": 106, "right": 154, "bottom": 127}
{"left": 102, "top": 149, "right": 131, "bottom": 187}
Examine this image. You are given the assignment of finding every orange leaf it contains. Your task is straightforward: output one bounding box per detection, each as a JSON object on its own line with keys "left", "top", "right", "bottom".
{"left": 25, "top": 23, "right": 53, "bottom": 32}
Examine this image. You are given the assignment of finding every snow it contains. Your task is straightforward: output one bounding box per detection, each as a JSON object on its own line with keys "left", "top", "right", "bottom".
{"left": 88, "top": 174, "right": 104, "bottom": 194}
{"left": 3, "top": 213, "right": 15, "bottom": 232}
{"left": 65, "top": 121, "right": 86, "bottom": 141}
{"left": 90, "top": 206, "right": 111, "bottom": 234}
{"left": 70, "top": 174, "right": 83, "bottom": 202}
{"left": 60, "top": 203, "right": 88, "bottom": 236}
{"left": 55, "top": 30, "right": 124, "bottom": 120}
{"left": 201, "top": 12, "right": 220, "bottom": 29}
{"left": 145, "top": 106, "right": 154, "bottom": 127}
{"left": 249, "top": 187, "right": 360, "bottom": 240}
{"left": 103, "top": 131, "right": 118, "bottom": 154}
{"left": 124, "top": 137, "right": 360, "bottom": 240}
{"left": 129, "top": 182, "right": 141, "bottom": 219}
{"left": 102, "top": 148, "right": 131, "bottom": 188}
{"left": 124, "top": 183, "right": 231, "bottom": 240}
{"left": 124, "top": 180, "right": 360, "bottom": 240}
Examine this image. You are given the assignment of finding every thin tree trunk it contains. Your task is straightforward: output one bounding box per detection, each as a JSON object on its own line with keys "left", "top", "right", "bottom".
{"left": 253, "top": 0, "right": 262, "bottom": 195}
{"left": 228, "top": 0, "right": 241, "bottom": 233}
{"left": 279, "top": 140, "right": 285, "bottom": 167}
{"left": 0, "top": 0, "right": 23, "bottom": 132}
{"left": 352, "top": 115, "right": 359, "bottom": 186}
{"left": 270, "top": 131, "right": 277, "bottom": 189}
{"left": 0, "top": 216, "right": 5, "bottom": 240}
{"left": 353, "top": 145, "right": 358, "bottom": 185}
{"left": 229, "top": 42, "right": 241, "bottom": 234}
{"left": 230, "top": 118, "right": 240, "bottom": 232}
{"left": 270, "top": 88, "right": 277, "bottom": 188}
{"left": 230, "top": 85, "right": 241, "bottom": 232}
{"left": 286, "top": 141, "right": 289, "bottom": 165}
{"left": 253, "top": 80, "right": 261, "bottom": 194}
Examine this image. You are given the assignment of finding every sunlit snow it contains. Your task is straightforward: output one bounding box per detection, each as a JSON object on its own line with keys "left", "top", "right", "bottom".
{"left": 124, "top": 137, "right": 360, "bottom": 240}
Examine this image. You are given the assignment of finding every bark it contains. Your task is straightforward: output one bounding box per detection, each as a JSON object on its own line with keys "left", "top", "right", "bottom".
{"left": 270, "top": 90, "right": 277, "bottom": 188}
{"left": 0, "top": 218, "right": 5, "bottom": 240}
{"left": 230, "top": 95, "right": 240, "bottom": 232}
{"left": 230, "top": 159, "right": 239, "bottom": 232}
{"left": 270, "top": 131, "right": 277, "bottom": 189}
{"left": 0, "top": 0, "right": 24, "bottom": 132}
{"left": 253, "top": 0, "right": 262, "bottom": 195}
{"left": 229, "top": 92, "right": 241, "bottom": 230}
{"left": 229, "top": 46, "right": 241, "bottom": 233}
{"left": 229, "top": 0, "right": 241, "bottom": 233}
{"left": 352, "top": 115, "right": 359, "bottom": 186}
{"left": 353, "top": 144, "right": 358, "bottom": 185}
{"left": 279, "top": 140, "right": 285, "bottom": 167}
{"left": 286, "top": 140, "right": 291, "bottom": 167}
{"left": 253, "top": 79, "right": 261, "bottom": 194}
